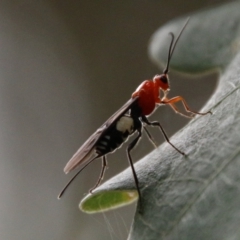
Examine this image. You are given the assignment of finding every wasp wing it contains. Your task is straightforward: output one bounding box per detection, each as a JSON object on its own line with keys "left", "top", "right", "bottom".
{"left": 64, "top": 97, "right": 139, "bottom": 174}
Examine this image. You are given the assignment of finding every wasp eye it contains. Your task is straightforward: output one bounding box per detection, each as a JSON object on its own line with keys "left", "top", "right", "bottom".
{"left": 160, "top": 75, "right": 168, "bottom": 84}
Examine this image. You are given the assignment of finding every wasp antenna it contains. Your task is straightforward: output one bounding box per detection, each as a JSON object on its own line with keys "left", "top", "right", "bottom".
{"left": 163, "top": 17, "right": 190, "bottom": 74}
{"left": 163, "top": 32, "right": 175, "bottom": 74}
{"left": 170, "top": 17, "right": 190, "bottom": 58}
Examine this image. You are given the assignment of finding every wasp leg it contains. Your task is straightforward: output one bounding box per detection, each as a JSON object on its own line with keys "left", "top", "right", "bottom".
{"left": 90, "top": 155, "right": 107, "bottom": 193}
{"left": 168, "top": 101, "right": 195, "bottom": 118}
{"left": 126, "top": 129, "right": 142, "bottom": 204}
{"left": 143, "top": 126, "right": 157, "bottom": 148}
{"left": 162, "top": 96, "right": 212, "bottom": 115}
{"left": 141, "top": 116, "right": 185, "bottom": 156}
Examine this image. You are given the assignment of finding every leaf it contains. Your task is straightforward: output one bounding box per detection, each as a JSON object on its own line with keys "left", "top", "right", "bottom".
{"left": 149, "top": 1, "right": 240, "bottom": 73}
{"left": 80, "top": 2, "right": 240, "bottom": 239}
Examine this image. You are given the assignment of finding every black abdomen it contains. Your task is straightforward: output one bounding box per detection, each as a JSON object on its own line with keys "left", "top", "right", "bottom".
{"left": 95, "top": 115, "right": 136, "bottom": 155}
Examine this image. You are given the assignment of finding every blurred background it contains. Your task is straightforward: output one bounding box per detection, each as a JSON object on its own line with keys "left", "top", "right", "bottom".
{"left": 0, "top": 1, "right": 227, "bottom": 239}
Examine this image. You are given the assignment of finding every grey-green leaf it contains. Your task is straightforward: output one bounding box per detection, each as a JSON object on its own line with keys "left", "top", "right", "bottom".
{"left": 149, "top": 1, "right": 240, "bottom": 73}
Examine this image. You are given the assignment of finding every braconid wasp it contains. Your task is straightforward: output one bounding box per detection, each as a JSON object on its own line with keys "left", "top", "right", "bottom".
{"left": 58, "top": 18, "right": 211, "bottom": 202}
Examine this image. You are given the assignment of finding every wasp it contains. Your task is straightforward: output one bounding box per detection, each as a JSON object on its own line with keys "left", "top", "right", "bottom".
{"left": 58, "top": 18, "right": 211, "bottom": 200}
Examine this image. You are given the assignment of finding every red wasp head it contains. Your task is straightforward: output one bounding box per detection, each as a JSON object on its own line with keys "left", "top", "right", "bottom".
{"left": 153, "top": 74, "right": 170, "bottom": 93}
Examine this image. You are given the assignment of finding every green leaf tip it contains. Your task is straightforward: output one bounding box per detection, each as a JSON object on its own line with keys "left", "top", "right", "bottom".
{"left": 80, "top": 190, "right": 138, "bottom": 213}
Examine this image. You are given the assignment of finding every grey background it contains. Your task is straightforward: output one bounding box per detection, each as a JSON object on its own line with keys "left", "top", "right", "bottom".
{"left": 0, "top": 1, "right": 226, "bottom": 240}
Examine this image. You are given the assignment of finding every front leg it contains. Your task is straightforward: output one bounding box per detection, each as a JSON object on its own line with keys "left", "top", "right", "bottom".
{"left": 162, "top": 96, "right": 212, "bottom": 116}
{"left": 167, "top": 101, "right": 195, "bottom": 118}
